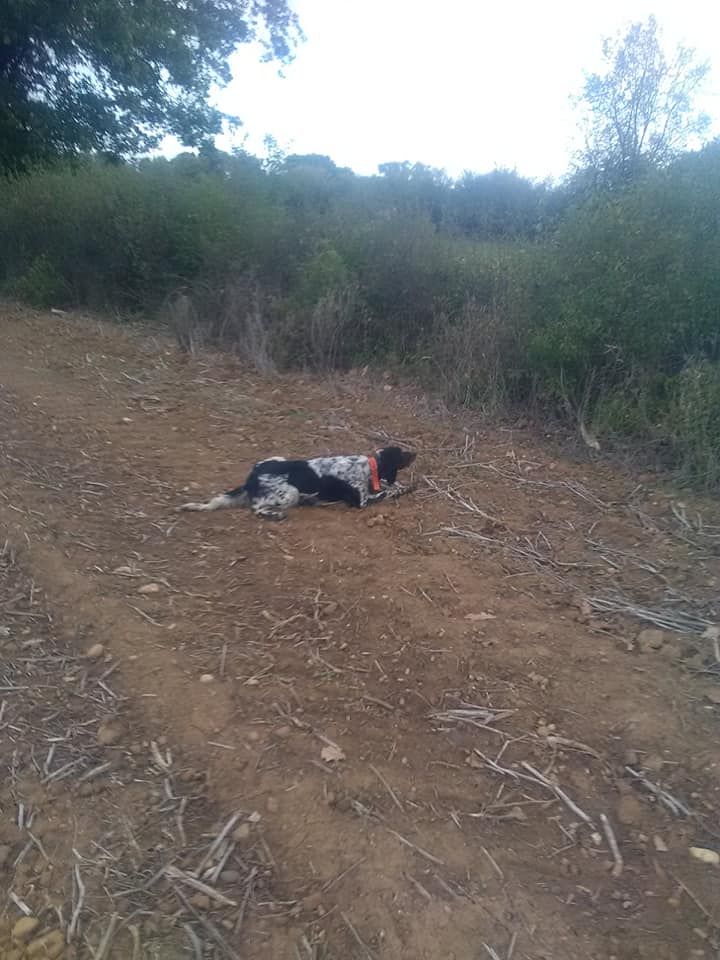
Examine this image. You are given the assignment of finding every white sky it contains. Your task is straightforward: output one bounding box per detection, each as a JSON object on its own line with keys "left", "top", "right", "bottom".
{"left": 206, "top": 0, "right": 720, "bottom": 181}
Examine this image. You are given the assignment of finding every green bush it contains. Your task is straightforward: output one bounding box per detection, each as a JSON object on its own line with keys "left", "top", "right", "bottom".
{"left": 9, "top": 254, "right": 69, "bottom": 307}
{"left": 1, "top": 142, "right": 720, "bottom": 487}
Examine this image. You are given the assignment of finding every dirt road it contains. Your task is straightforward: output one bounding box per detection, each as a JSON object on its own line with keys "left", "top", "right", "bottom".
{"left": 1, "top": 302, "right": 719, "bottom": 960}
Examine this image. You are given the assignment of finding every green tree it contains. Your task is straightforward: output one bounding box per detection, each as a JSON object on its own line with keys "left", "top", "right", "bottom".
{"left": 576, "top": 16, "right": 710, "bottom": 185}
{"left": 0, "top": 0, "right": 301, "bottom": 171}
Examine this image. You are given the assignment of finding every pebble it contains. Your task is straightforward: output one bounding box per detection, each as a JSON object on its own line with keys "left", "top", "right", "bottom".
{"left": 12, "top": 917, "right": 40, "bottom": 942}
{"left": 85, "top": 642, "right": 105, "bottom": 660}
{"left": 689, "top": 846, "right": 720, "bottom": 866}
{"left": 219, "top": 869, "right": 242, "bottom": 884}
{"left": 137, "top": 582, "right": 161, "bottom": 594}
{"left": 199, "top": 674, "right": 214, "bottom": 684}
{"left": 653, "top": 835, "right": 669, "bottom": 852}
{"left": 97, "top": 719, "right": 124, "bottom": 746}
{"left": 272, "top": 725, "right": 292, "bottom": 739}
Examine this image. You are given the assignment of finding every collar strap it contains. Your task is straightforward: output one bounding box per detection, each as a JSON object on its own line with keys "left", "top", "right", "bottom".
{"left": 368, "top": 456, "right": 382, "bottom": 494}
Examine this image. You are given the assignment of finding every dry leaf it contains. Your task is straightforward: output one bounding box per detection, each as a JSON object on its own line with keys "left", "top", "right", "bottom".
{"left": 321, "top": 744, "right": 345, "bottom": 763}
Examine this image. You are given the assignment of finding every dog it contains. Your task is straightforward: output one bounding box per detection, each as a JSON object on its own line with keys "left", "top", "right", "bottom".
{"left": 178, "top": 446, "right": 417, "bottom": 521}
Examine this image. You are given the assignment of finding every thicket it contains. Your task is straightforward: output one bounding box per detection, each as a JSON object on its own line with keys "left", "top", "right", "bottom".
{"left": 1, "top": 142, "right": 719, "bottom": 487}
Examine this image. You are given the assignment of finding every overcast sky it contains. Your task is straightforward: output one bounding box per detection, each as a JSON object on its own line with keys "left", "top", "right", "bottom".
{"left": 206, "top": 0, "right": 720, "bottom": 181}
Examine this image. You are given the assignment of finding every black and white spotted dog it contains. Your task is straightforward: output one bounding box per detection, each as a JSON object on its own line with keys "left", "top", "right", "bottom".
{"left": 178, "top": 446, "right": 417, "bottom": 521}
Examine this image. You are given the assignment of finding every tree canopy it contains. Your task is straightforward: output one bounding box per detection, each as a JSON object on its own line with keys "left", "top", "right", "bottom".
{"left": 576, "top": 16, "right": 710, "bottom": 185}
{"left": 0, "top": 0, "right": 301, "bottom": 171}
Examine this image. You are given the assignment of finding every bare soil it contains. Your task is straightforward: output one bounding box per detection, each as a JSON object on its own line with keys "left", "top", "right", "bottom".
{"left": 1, "top": 302, "right": 720, "bottom": 960}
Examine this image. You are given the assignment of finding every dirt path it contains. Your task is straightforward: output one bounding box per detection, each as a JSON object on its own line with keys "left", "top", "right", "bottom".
{"left": 1, "top": 302, "right": 720, "bottom": 960}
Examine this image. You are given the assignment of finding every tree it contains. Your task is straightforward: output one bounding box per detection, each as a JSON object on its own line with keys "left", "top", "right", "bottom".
{"left": 576, "top": 16, "right": 710, "bottom": 185}
{"left": 0, "top": 1, "right": 301, "bottom": 172}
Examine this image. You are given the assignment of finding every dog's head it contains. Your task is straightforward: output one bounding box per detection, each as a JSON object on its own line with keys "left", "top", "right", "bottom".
{"left": 376, "top": 446, "right": 417, "bottom": 485}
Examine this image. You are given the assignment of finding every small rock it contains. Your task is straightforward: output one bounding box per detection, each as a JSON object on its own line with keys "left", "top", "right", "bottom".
{"left": 366, "top": 515, "right": 386, "bottom": 528}
{"left": 232, "top": 823, "right": 251, "bottom": 841}
{"left": 12, "top": 916, "right": 40, "bottom": 942}
{"left": 689, "top": 846, "right": 720, "bottom": 866}
{"left": 85, "top": 642, "right": 105, "bottom": 660}
{"left": 199, "top": 673, "right": 214, "bottom": 684}
{"left": 272, "top": 725, "right": 292, "bottom": 739}
{"left": 617, "top": 794, "right": 644, "bottom": 826}
{"left": 654, "top": 835, "right": 669, "bottom": 852}
{"left": 138, "top": 582, "right": 161, "bottom": 594}
{"left": 112, "top": 565, "right": 133, "bottom": 575}
{"left": 189, "top": 893, "right": 211, "bottom": 910}
{"left": 248, "top": 810, "right": 262, "bottom": 823}
{"left": 320, "top": 743, "right": 345, "bottom": 763}
{"left": 26, "top": 930, "right": 64, "bottom": 959}
{"left": 97, "top": 719, "right": 124, "bottom": 746}
{"left": 266, "top": 796, "right": 279, "bottom": 813}
{"left": 120, "top": 416, "right": 133, "bottom": 424}
{"left": 0, "top": 843, "right": 11, "bottom": 868}
{"left": 219, "top": 869, "right": 242, "bottom": 884}
{"left": 637, "top": 628, "right": 667, "bottom": 653}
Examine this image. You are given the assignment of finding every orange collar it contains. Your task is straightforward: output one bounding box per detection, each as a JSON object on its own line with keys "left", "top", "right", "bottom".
{"left": 368, "top": 456, "right": 382, "bottom": 494}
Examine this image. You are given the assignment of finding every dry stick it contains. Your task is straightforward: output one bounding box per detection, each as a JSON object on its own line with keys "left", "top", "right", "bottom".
{"left": 323, "top": 857, "right": 367, "bottom": 893}
{"left": 68, "top": 864, "right": 85, "bottom": 942}
{"left": 369, "top": 764, "right": 404, "bottom": 814}
{"left": 386, "top": 827, "right": 445, "bottom": 866}
{"left": 520, "top": 762, "right": 595, "bottom": 828}
{"left": 362, "top": 694, "right": 395, "bottom": 711}
{"left": 234, "top": 866, "right": 258, "bottom": 935}
{"left": 506, "top": 931, "right": 518, "bottom": 960}
{"left": 128, "top": 925, "right": 141, "bottom": 960}
{"left": 166, "top": 865, "right": 238, "bottom": 907}
{"left": 183, "top": 923, "right": 203, "bottom": 960}
{"left": 173, "top": 885, "right": 242, "bottom": 960}
{"left": 483, "top": 945, "right": 502, "bottom": 960}
{"left": 670, "top": 873, "right": 718, "bottom": 927}
{"left": 194, "top": 810, "right": 244, "bottom": 877}
{"left": 600, "top": 813, "right": 624, "bottom": 877}
{"left": 481, "top": 846, "right": 504, "bottom": 880}
{"left": 404, "top": 872, "right": 432, "bottom": 902}
{"left": 544, "top": 735, "right": 600, "bottom": 760}
{"left": 625, "top": 766, "right": 693, "bottom": 817}
{"left": 341, "top": 911, "right": 377, "bottom": 960}
{"left": 93, "top": 913, "right": 119, "bottom": 960}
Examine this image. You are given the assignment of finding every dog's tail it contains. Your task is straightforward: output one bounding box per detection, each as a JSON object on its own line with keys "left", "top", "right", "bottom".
{"left": 177, "top": 484, "right": 249, "bottom": 513}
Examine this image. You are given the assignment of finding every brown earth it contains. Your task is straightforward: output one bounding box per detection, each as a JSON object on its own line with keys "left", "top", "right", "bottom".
{"left": 1, "top": 301, "right": 720, "bottom": 960}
